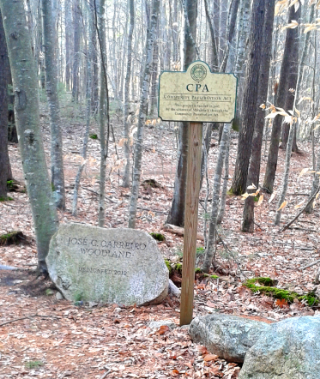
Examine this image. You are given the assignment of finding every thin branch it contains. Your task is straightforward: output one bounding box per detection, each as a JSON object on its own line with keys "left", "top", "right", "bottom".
{"left": 282, "top": 184, "right": 320, "bottom": 231}
{"left": 301, "top": 259, "right": 320, "bottom": 271}
{"left": 0, "top": 314, "right": 60, "bottom": 327}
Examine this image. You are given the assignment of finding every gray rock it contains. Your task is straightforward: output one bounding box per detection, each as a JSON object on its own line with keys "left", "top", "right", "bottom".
{"left": 149, "top": 320, "right": 177, "bottom": 330}
{"left": 239, "top": 316, "right": 320, "bottom": 379}
{"left": 46, "top": 223, "right": 169, "bottom": 306}
{"left": 189, "top": 313, "right": 271, "bottom": 363}
{"left": 168, "top": 279, "right": 180, "bottom": 297}
{"left": 55, "top": 291, "right": 64, "bottom": 300}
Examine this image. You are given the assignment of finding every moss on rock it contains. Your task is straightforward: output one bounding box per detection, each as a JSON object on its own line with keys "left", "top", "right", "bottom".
{"left": 244, "top": 277, "right": 318, "bottom": 306}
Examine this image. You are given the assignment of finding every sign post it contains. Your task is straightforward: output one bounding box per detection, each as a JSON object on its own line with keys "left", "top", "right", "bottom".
{"left": 158, "top": 61, "right": 237, "bottom": 326}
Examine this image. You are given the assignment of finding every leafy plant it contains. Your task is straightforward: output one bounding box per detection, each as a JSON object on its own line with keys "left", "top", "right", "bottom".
{"left": 25, "top": 361, "right": 43, "bottom": 369}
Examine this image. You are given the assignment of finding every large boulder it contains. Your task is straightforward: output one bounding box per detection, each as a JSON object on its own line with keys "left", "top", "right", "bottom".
{"left": 239, "top": 316, "right": 320, "bottom": 379}
{"left": 189, "top": 313, "right": 271, "bottom": 363}
{"left": 46, "top": 223, "right": 169, "bottom": 306}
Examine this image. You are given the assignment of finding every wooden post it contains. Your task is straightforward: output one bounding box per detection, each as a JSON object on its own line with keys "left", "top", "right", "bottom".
{"left": 180, "top": 122, "right": 203, "bottom": 326}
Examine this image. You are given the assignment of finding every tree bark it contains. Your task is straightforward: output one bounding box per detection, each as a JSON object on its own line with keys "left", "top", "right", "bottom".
{"left": 0, "top": 0, "right": 58, "bottom": 271}
{"left": 234, "top": 0, "right": 251, "bottom": 117}
{"left": 122, "top": 0, "right": 135, "bottom": 188}
{"left": 65, "top": 0, "right": 73, "bottom": 91}
{"left": 263, "top": 5, "right": 301, "bottom": 193}
{"left": 149, "top": 18, "right": 159, "bottom": 116}
{"left": 96, "top": 0, "right": 110, "bottom": 227}
{"left": 42, "top": 0, "right": 65, "bottom": 210}
{"left": 202, "top": 123, "right": 231, "bottom": 272}
{"left": 217, "top": 129, "right": 230, "bottom": 224}
{"left": 128, "top": 0, "right": 160, "bottom": 228}
{"left": 72, "top": 1, "right": 93, "bottom": 216}
{"left": 242, "top": 0, "right": 275, "bottom": 232}
{"left": 166, "top": 0, "right": 197, "bottom": 227}
{"left": 72, "top": 0, "right": 81, "bottom": 102}
{"left": 230, "top": 0, "right": 266, "bottom": 195}
{"left": 0, "top": 9, "right": 10, "bottom": 199}
{"left": 280, "top": 7, "right": 301, "bottom": 151}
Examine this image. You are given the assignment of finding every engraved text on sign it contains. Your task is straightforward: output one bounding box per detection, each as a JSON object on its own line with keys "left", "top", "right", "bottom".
{"left": 158, "top": 61, "right": 237, "bottom": 123}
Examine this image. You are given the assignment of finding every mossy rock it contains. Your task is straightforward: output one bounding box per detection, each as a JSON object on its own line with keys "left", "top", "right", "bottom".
{"left": 244, "top": 277, "right": 318, "bottom": 307}
{"left": 150, "top": 232, "right": 166, "bottom": 242}
{"left": 0, "top": 231, "right": 26, "bottom": 246}
{"left": 89, "top": 133, "right": 98, "bottom": 140}
{"left": 164, "top": 259, "right": 173, "bottom": 275}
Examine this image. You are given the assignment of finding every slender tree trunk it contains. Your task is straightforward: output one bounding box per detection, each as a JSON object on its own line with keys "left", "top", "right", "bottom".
{"left": 0, "top": 9, "right": 10, "bottom": 199}
{"left": 91, "top": 25, "right": 99, "bottom": 113}
{"left": 128, "top": 0, "right": 160, "bottom": 229}
{"left": 122, "top": 0, "right": 135, "bottom": 188}
{"left": 263, "top": 5, "right": 301, "bottom": 193}
{"left": 72, "top": 2, "right": 93, "bottom": 216}
{"left": 217, "top": 129, "right": 230, "bottom": 224}
{"left": 213, "top": 0, "right": 220, "bottom": 65}
{"left": 0, "top": 0, "right": 58, "bottom": 271}
{"left": 166, "top": 0, "right": 197, "bottom": 227}
{"left": 96, "top": 0, "right": 110, "bottom": 227}
{"left": 72, "top": 0, "right": 81, "bottom": 102}
{"left": 149, "top": 19, "right": 159, "bottom": 116}
{"left": 220, "top": 0, "right": 240, "bottom": 73}
{"left": 204, "top": 0, "right": 218, "bottom": 71}
{"left": 234, "top": 0, "right": 251, "bottom": 118}
{"left": 202, "top": 123, "right": 231, "bottom": 273}
{"left": 280, "top": 9, "right": 301, "bottom": 151}
{"left": 42, "top": 0, "right": 65, "bottom": 210}
{"left": 219, "top": 0, "right": 228, "bottom": 64}
{"left": 65, "top": 0, "right": 73, "bottom": 90}
{"left": 242, "top": 0, "right": 275, "bottom": 232}
{"left": 230, "top": 0, "right": 266, "bottom": 195}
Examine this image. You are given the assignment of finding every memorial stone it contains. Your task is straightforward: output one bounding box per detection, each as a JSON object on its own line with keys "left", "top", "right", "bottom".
{"left": 46, "top": 223, "right": 169, "bottom": 305}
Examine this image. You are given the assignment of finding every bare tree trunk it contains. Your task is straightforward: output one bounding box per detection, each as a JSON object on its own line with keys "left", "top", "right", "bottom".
{"left": 166, "top": 0, "right": 197, "bottom": 227}
{"left": 0, "top": 0, "right": 58, "bottom": 271}
{"left": 202, "top": 123, "right": 231, "bottom": 273}
{"left": 149, "top": 18, "right": 159, "bottom": 116}
{"left": 204, "top": 0, "right": 218, "bottom": 71}
{"left": 263, "top": 5, "right": 301, "bottom": 193}
{"left": 91, "top": 25, "right": 99, "bottom": 113}
{"left": 72, "top": 0, "right": 81, "bottom": 102}
{"left": 128, "top": 0, "right": 160, "bottom": 229}
{"left": 242, "top": 0, "right": 275, "bottom": 232}
{"left": 72, "top": 1, "right": 93, "bottom": 216}
{"left": 42, "top": 0, "right": 65, "bottom": 210}
{"left": 234, "top": 0, "right": 251, "bottom": 118}
{"left": 95, "top": 0, "right": 110, "bottom": 227}
{"left": 122, "top": 0, "right": 135, "bottom": 188}
{"left": 65, "top": 0, "right": 72, "bottom": 90}
{"left": 217, "top": 129, "right": 230, "bottom": 224}
{"left": 230, "top": 0, "right": 266, "bottom": 195}
{"left": 220, "top": 0, "right": 240, "bottom": 73}
{"left": 0, "top": 9, "right": 10, "bottom": 199}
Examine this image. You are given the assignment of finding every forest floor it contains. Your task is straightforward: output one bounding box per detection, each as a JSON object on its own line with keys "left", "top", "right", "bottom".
{"left": 1, "top": 97, "right": 320, "bottom": 378}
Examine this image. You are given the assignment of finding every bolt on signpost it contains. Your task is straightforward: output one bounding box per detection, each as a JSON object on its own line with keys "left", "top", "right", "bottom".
{"left": 158, "top": 61, "right": 237, "bottom": 326}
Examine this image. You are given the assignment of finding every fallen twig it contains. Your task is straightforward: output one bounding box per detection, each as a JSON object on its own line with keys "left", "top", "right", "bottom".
{"left": 301, "top": 259, "right": 320, "bottom": 271}
{"left": 282, "top": 185, "right": 320, "bottom": 232}
{"left": 163, "top": 223, "right": 204, "bottom": 241}
{"left": 100, "top": 367, "right": 111, "bottom": 378}
{"left": 0, "top": 313, "right": 60, "bottom": 327}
